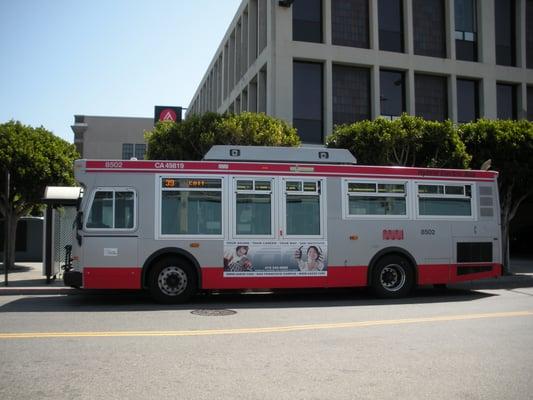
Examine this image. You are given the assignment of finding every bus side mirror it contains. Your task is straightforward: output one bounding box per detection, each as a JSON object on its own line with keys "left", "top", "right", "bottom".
{"left": 76, "top": 212, "right": 83, "bottom": 230}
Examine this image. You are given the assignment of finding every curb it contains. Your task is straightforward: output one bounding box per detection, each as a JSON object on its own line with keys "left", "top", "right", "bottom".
{"left": 0, "top": 287, "right": 77, "bottom": 296}
{"left": 0, "top": 275, "right": 531, "bottom": 297}
{"left": 449, "top": 274, "right": 533, "bottom": 290}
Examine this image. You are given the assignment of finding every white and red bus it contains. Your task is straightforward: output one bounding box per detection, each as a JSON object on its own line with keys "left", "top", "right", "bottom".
{"left": 64, "top": 146, "right": 502, "bottom": 302}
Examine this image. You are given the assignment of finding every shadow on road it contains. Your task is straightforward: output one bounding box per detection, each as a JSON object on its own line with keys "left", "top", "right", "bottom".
{"left": 450, "top": 276, "right": 533, "bottom": 291}
{"left": 0, "top": 286, "right": 498, "bottom": 313}
{"left": 0, "top": 265, "right": 33, "bottom": 274}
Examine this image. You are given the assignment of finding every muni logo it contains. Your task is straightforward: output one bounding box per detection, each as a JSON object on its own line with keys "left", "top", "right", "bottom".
{"left": 383, "top": 230, "right": 404, "bottom": 240}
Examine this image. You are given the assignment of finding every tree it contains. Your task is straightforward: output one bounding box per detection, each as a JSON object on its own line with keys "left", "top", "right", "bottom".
{"left": 146, "top": 112, "right": 300, "bottom": 160}
{"left": 326, "top": 114, "right": 470, "bottom": 168}
{"left": 146, "top": 112, "right": 224, "bottom": 160}
{"left": 460, "top": 119, "right": 533, "bottom": 272}
{"left": 0, "top": 121, "right": 78, "bottom": 270}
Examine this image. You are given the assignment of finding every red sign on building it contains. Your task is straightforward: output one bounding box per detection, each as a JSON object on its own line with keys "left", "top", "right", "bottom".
{"left": 154, "top": 106, "right": 182, "bottom": 124}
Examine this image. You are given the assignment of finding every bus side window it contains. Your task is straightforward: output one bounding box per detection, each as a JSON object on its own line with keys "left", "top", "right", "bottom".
{"left": 86, "top": 191, "right": 113, "bottom": 228}
{"left": 417, "top": 184, "right": 472, "bottom": 217}
{"left": 161, "top": 178, "right": 222, "bottom": 235}
{"left": 285, "top": 180, "right": 321, "bottom": 236}
{"left": 235, "top": 179, "right": 272, "bottom": 235}
{"left": 86, "top": 189, "right": 135, "bottom": 230}
{"left": 346, "top": 181, "right": 407, "bottom": 216}
{"left": 115, "top": 191, "right": 135, "bottom": 229}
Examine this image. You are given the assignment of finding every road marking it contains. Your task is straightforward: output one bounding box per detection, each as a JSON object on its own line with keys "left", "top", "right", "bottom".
{"left": 1, "top": 310, "right": 532, "bottom": 339}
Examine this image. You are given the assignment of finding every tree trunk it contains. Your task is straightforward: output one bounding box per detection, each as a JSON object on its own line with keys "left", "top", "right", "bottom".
{"left": 499, "top": 185, "right": 532, "bottom": 275}
{"left": 500, "top": 186, "right": 513, "bottom": 275}
{"left": 501, "top": 214, "right": 510, "bottom": 275}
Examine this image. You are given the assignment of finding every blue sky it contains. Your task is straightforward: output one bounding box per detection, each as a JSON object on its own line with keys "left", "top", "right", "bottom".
{"left": 0, "top": 0, "right": 242, "bottom": 142}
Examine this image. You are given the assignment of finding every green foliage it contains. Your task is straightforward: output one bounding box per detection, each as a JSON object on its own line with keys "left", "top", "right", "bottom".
{"left": 327, "top": 116, "right": 533, "bottom": 269}
{"left": 460, "top": 119, "right": 533, "bottom": 197}
{"left": 460, "top": 119, "right": 533, "bottom": 270}
{"left": 0, "top": 120, "right": 78, "bottom": 270}
{"left": 326, "top": 114, "right": 470, "bottom": 168}
{"left": 0, "top": 120, "right": 79, "bottom": 218}
{"left": 145, "top": 112, "right": 300, "bottom": 160}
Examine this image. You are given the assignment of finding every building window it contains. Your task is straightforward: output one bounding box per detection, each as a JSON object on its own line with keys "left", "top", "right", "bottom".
{"left": 528, "top": 86, "right": 533, "bottom": 121}
{"left": 123, "top": 143, "right": 146, "bottom": 160}
{"left": 122, "top": 143, "right": 134, "bottom": 160}
{"left": 457, "top": 79, "right": 479, "bottom": 123}
{"left": 378, "top": 0, "right": 403, "bottom": 53}
{"left": 134, "top": 144, "right": 147, "bottom": 160}
{"left": 332, "top": 64, "right": 371, "bottom": 126}
{"left": 455, "top": 0, "right": 477, "bottom": 61}
{"left": 293, "top": 61, "right": 323, "bottom": 144}
{"left": 380, "top": 70, "right": 405, "bottom": 118}
{"left": 293, "top": 0, "right": 322, "bottom": 43}
{"left": 495, "top": 0, "right": 516, "bottom": 66}
{"left": 415, "top": 74, "right": 448, "bottom": 121}
{"left": 497, "top": 83, "right": 517, "bottom": 119}
{"left": 413, "top": 0, "right": 446, "bottom": 58}
{"left": 332, "top": 0, "right": 369, "bottom": 49}
{"left": 526, "top": 0, "right": 533, "bottom": 68}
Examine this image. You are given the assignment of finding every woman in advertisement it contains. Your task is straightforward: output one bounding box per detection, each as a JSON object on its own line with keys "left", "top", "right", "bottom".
{"left": 295, "top": 245, "right": 325, "bottom": 272}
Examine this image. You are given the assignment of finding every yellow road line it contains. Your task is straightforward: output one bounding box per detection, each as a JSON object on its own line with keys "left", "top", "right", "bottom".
{"left": 1, "top": 310, "right": 532, "bottom": 339}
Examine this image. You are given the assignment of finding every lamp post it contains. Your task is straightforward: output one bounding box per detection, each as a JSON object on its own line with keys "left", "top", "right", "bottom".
{"left": 3, "top": 169, "right": 9, "bottom": 286}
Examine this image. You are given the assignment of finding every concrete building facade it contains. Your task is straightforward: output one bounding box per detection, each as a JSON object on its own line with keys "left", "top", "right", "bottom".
{"left": 71, "top": 115, "right": 153, "bottom": 159}
{"left": 187, "top": 0, "right": 533, "bottom": 144}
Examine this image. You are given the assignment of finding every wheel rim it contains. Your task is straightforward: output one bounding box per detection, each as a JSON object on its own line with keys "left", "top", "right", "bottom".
{"left": 157, "top": 266, "right": 188, "bottom": 296}
{"left": 380, "top": 263, "right": 406, "bottom": 292}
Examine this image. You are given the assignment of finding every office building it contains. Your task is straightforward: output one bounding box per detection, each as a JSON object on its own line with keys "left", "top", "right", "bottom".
{"left": 188, "top": 0, "right": 533, "bottom": 144}
{"left": 71, "top": 115, "right": 153, "bottom": 159}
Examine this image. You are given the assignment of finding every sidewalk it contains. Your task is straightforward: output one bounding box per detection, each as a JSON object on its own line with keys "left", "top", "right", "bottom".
{"left": 1, "top": 258, "right": 533, "bottom": 296}
{"left": 0, "top": 262, "right": 75, "bottom": 295}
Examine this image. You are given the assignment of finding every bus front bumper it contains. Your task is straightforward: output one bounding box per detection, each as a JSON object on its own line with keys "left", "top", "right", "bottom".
{"left": 63, "top": 270, "right": 82, "bottom": 288}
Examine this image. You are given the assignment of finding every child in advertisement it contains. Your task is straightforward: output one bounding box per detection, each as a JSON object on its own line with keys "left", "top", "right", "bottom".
{"left": 224, "top": 245, "right": 254, "bottom": 272}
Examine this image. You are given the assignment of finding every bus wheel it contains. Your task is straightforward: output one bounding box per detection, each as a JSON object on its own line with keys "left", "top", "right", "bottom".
{"left": 371, "top": 255, "right": 414, "bottom": 298}
{"left": 149, "top": 258, "right": 197, "bottom": 303}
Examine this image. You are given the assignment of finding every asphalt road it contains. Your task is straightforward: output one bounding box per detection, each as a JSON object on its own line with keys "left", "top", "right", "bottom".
{"left": 1, "top": 286, "right": 532, "bottom": 400}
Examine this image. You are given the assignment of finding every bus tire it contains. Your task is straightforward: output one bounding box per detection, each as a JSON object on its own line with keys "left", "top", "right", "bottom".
{"left": 371, "top": 255, "right": 414, "bottom": 298}
{"left": 148, "top": 257, "right": 197, "bottom": 304}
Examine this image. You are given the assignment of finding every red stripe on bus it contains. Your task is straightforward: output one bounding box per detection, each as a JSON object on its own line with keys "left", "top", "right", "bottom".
{"left": 83, "top": 160, "right": 497, "bottom": 180}
{"left": 201, "top": 266, "right": 368, "bottom": 289}
{"left": 83, "top": 267, "right": 142, "bottom": 289}
{"left": 80, "top": 263, "right": 501, "bottom": 290}
{"left": 418, "top": 263, "right": 502, "bottom": 285}
{"left": 84, "top": 168, "right": 496, "bottom": 182}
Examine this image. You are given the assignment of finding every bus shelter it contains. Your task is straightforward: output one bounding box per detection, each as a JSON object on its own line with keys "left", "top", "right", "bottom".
{"left": 42, "top": 186, "right": 81, "bottom": 283}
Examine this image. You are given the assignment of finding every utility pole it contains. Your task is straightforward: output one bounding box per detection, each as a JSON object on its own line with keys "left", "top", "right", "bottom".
{"left": 3, "top": 169, "right": 9, "bottom": 286}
